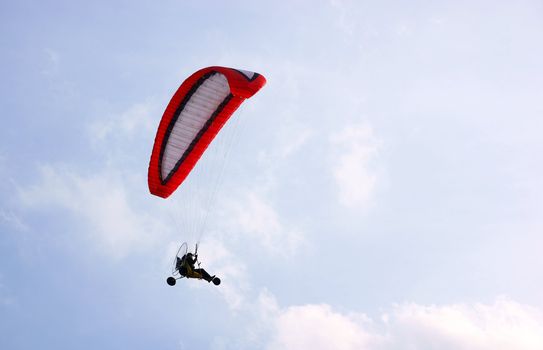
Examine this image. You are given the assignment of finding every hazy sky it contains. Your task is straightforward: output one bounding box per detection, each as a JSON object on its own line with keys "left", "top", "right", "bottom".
{"left": 1, "top": 1, "right": 543, "bottom": 349}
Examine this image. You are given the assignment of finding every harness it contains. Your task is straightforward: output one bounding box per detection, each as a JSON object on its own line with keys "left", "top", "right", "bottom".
{"left": 177, "top": 256, "right": 202, "bottom": 279}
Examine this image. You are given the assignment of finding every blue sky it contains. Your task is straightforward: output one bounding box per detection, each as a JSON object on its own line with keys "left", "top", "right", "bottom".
{"left": 2, "top": 1, "right": 543, "bottom": 349}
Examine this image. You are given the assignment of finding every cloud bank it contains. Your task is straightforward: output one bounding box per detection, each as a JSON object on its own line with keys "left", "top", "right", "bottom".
{"left": 17, "top": 165, "right": 167, "bottom": 259}
{"left": 252, "top": 294, "right": 543, "bottom": 350}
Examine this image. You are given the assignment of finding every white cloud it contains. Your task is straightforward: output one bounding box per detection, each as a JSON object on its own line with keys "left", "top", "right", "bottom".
{"left": 388, "top": 297, "right": 543, "bottom": 350}
{"left": 14, "top": 101, "right": 172, "bottom": 260}
{"left": 257, "top": 296, "right": 543, "bottom": 350}
{"left": 221, "top": 191, "right": 305, "bottom": 255}
{"left": 330, "top": 123, "right": 381, "bottom": 209}
{"left": 88, "top": 100, "right": 157, "bottom": 144}
{"left": 257, "top": 122, "right": 314, "bottom": 162}
{"left": 198, "top": 238, "right": 250, "bottom": 310}
{"left": 0, "top": 210, "right": 28, "bottom": 232}
{"left": 255, "top": 120, "right": 314, "bottom": 195}
{"left": 17, "top": 165, "right": 167, "bottom": 259}
{"left": 268, "top": 304, "right": 382, "bottom": 350}
{"left": 89, "top": 102, "right": 156, "bottom": 141}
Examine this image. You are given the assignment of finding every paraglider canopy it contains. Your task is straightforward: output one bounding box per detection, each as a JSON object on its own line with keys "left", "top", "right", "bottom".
{"left": 148, "top": 66, "right": 266, "bottom": 198}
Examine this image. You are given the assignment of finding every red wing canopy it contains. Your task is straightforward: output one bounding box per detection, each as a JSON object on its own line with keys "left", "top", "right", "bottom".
{"left": 148, "top": 66, "right": 266, "bottom": 198}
